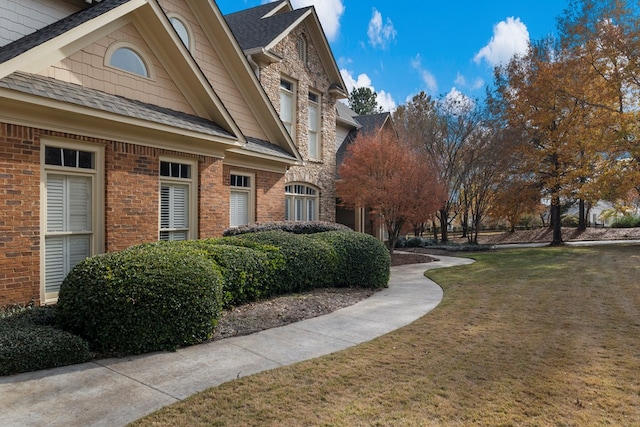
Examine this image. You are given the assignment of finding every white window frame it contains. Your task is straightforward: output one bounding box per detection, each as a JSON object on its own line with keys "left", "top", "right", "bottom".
{"left": 230, "top": 171, "right": 255, "bottom": 228}
{"left": 105, "top": 41, "right": 154, "bottom": 79}
{"left": 168, "top": 14, "right": 193, "bottom": 51}
{"left": 285, "top": 183, "right": 319, "bottom": 222}
{"left": 40, "top": 139, "right": 104, "bottom": 304}
{"left": 159, "top": 157, "right": 198, "bottom": 241}
{"left": 280, "top": 77, "right": 296, "bottom": 141}
{"left": 308, "top": 91, "right": 321, "bottom": 160}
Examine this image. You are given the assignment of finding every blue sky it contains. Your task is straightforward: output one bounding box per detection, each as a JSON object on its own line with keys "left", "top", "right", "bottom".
{"left": 216, "top": 0, "right": 570, "bottom": 111}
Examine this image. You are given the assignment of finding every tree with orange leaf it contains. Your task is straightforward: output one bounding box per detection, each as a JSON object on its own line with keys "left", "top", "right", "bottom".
{"left": 336, "top": 129, "right": 444, "bottom": 253}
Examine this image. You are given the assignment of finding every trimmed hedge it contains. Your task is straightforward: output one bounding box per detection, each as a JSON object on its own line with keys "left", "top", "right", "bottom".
{"left": 310, "top": 231, "right": 390, "bottom": 289}
{"left": 1, "top": 308, "right": 91, "bottom": 376}
{"left": 226, "top": 231, "right": 339, "bottom": 293}
{"left": 223, "top": 221, "right": 351, "bottom": 237}
{"left": 56, "top": 243, "right": 224, "bottom": 355}
{"left": 178, "top": 240, "right": 284, "bottom": 307}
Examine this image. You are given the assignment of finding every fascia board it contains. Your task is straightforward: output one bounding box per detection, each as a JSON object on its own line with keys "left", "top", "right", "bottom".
{"left": 131, "top": 2, "right": 244, "bottom": 140}
{"left": 0, "top": 89, "right": 238, "bottom": 158}
{"left": 193, "top": 0, "right": 303, "bottom": 163}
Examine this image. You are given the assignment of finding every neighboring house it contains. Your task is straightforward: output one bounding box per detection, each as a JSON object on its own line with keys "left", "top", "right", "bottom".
{"left": 0, "top": 0, "right": 302, "bottom": 306}
{"left": 224, "top": 1, "right": 348, "bottom": 223}
{"left": 335, "top": 102, "right": 394, "bottom": 239}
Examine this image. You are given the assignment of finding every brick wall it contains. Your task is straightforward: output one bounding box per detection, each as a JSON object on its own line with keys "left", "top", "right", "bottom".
{"left": 199, "top": 157, "right": 227, "bottom": 237}
{"left": 223, "top": 165, "right": 286, "bottom": 227}
{"left": 0, "top": 123, "right": 41, "bottom": 306}
{"left": 0, "top": 122, "right": 248, "bottom": 306}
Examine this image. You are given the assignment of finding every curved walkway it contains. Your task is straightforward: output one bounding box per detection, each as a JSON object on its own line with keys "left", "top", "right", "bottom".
{"left": 0, "top": 255, "right": 473, "bottom": 427}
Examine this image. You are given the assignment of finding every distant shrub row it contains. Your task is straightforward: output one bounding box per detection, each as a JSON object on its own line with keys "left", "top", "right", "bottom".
{"left": 2, "top": 227, "right": 389, "bottom": 374}
{"left": 223, "top": 221, "right": 351, "bottom": 236}
{"left": 611, "top": 215, "right": 640, "bottom": 228}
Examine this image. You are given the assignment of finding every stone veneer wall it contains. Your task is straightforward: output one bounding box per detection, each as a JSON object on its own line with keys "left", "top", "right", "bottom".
{"left": 258, "top": 25, "right": 338, "bottom": 222}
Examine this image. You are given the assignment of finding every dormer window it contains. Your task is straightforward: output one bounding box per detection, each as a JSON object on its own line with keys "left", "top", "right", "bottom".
{"left": 105, "top": 43, "right": 152, "bottom": 78}
{"left": 169, "top": 16, "right": 192, "bottom": 51}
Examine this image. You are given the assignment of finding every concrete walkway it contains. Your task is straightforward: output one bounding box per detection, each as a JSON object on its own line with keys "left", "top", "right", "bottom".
{"left": 0, "top": 255, "right": 473, "bottom": 427}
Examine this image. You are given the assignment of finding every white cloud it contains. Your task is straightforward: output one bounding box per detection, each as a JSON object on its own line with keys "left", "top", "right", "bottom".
{"left": 440, "top": 87, "right": 476, "bottom": 116}
{"left": 474, "top": 17, "right": 530, "bottom": 67}
{"left": 340, "top": 68, "right": 397, "bottom": 112}
{"left": 367, "top": 8, "right": 396, "bottom": 49}
{"left": 411, "top": 54, "right": 438, "bottom": 94}
{"left": 455, "top": 73, "right": 485, "bottom": 91}
{"left": 288, "top": 0, "right": 345, "bottom": 42}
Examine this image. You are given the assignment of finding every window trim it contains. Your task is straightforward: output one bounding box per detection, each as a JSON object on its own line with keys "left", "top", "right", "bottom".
{"left": 105, "top": 41, "right": 154, "bottom": 79}
{"left": 168, "top": 14, "right": 193, "bottom": 52}
{"left": 229, "top": 171, "right": 255, "bottom": 228}
{"left": 40, "top": 138, "right": 104, "bottom": 304}
{"left": 158, "top": 157, "right": 198, "bottom": 241}
{"left": 308, "top": 90, "right": 321, "bottom": 160}
{"left": 279, "top": 77, "right": 297, "bottom": 141}
{"left": 285, "top": 183, "right": 319, "bottom": 222}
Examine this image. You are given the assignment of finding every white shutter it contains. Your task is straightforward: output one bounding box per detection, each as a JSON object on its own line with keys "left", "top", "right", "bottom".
{"left": 68, "top": 176, "right": 91, "bottom": 232}
{"left": 46, "top": 174, "right": 65, "bottom": 232}
{"left": 230, "top": 191, "right": 249, "bottom": 227}
{"left": 307, "top": 199, "right": 316, "bottom": 221}
{"left": 160, "top": 185, "right": 171, "bottom": 229}
{"left": 45, "top": 237, "right": 65, "bottom": 294}
{"left": 172, "top": 184, "right": 188, "bottom": 228}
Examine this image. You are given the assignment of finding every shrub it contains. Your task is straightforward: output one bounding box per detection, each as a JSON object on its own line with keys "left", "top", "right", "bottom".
{"left": 1, "top": 308, "right": 91, "bottom": 376}
{"left": 178, "top": 240, "right": 285, "bottom": 307}
{"left": 223, "top": 221, "right": 350, "bottom": 237}
{"left": 227, "top": 231, "right": 338, "bottom": 293}
{"left": 611, "top": 215, "right": 640, "bottom": 228}
{"left": 310, "top": 231, "right": 390, "bottom": 289}
{"left": 561, "top": 214, "right": 580, "bottom": 227}
{"left": 56, "top": 243, "right": 224, "bottom": 355}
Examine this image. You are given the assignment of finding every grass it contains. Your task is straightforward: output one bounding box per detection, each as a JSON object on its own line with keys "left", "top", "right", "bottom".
{"left": 131, "top": 245, "right": 640, "bottom": 426}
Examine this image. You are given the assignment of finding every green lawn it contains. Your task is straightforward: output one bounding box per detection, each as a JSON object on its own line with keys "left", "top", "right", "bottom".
{"left": 131, "top": 245, "right": 640, "bottom": 426}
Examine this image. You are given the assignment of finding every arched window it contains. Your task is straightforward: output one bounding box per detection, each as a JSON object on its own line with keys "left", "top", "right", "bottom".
{"left": 169, "top": 16, "right": 192, "bottom": 51}
{"left": 285, "top": 183, "right": 318, "bottom": 221}
{"left": 106, "top": 43, "right": 151, "bottom": 78}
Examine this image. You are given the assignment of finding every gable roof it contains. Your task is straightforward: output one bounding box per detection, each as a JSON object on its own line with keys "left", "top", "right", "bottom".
{"left": 0, "top": 0, "right": 129, "bottom": 65}
{"left": 225, "top": 3, "right": 310, "bottom": 52}
{"left": 0, "top": 0, "right": 302, "bottom": 165}
{"left": 0, "top": 71, "right": 233, "bottom": 139}
{"left": 336, "top": 112, "right": 394, "bottom": 177}
{"left": 336, "top": 102, "right": 361, "bottom": 129}
{"left": 224, "top": 0, "right": 347, "bottom": 98}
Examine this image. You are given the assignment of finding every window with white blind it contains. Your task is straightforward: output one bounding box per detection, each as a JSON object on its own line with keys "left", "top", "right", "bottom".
{"left": 280, "top": 78, "right": 296, "bottom": 140}
{"left": 285, "top": 183, "right": 318, "bottom": 222}
{"left": 230, "top": 173, "right": 254, "bottom": 227}
{"left": 308, "top": 91, "right": 321, "bottom": 160}
{"left": 42, "top": 143, "right": 102, "bottom": 303}
{"left": 159, "top": 159, "right": 196, "bottom": 241}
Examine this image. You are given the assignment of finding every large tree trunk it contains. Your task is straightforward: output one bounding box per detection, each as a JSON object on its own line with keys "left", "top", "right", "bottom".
{"left": 438, "top": 209, "right": 449, "bottom": 243}
{"left": 578, "top": 199, "right": 587, "bottom": 231}
{"left": 550, "top": 196, "right": 563, "bottom": 245}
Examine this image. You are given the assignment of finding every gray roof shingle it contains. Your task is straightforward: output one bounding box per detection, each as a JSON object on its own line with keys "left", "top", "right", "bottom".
{"left": 244, "top": 136, "right": 297, "bottom": 161}
{"left": 0, "top": 72, "right": 234, "bottom": 139}
{"left": 224, "top": 2, "right": 312, "bottom": 51}
{"left": 0, "top": 0, "right": 130, "bottom": 65}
